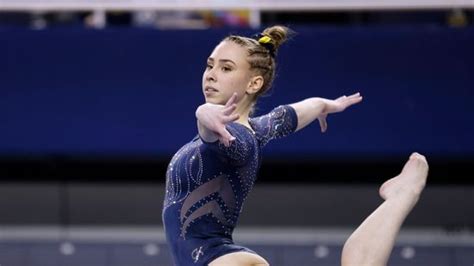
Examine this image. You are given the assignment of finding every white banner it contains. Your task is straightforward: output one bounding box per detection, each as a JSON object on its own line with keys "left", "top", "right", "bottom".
{"left": 0, "top": 0, "right": 472, "bottom": 11}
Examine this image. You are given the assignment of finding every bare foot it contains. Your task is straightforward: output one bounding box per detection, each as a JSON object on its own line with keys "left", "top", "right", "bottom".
{"left": 379, "top": 152, "right": 429, "bottom": 201}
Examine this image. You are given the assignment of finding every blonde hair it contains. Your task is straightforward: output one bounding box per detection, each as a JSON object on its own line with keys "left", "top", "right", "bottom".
{"left": 223, "top": 25, "right": 292, "bottom": 101}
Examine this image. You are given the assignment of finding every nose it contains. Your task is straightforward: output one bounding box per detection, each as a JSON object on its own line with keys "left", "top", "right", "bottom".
{"left": 205, "top": 68, "right": 216, "bottom": 82}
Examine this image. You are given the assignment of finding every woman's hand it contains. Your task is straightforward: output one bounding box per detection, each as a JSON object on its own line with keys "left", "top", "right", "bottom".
{"left": 196, "top": 93, "right": 240, "bottom": 147}
{"left": 318, "top": 92, "right": 363, "bottom": 132}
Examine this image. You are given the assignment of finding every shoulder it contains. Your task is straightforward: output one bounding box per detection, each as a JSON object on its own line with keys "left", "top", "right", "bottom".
{"left": 248, "top": 105, "right": 298, "bottom": 146}
{"left": 249, "top": 105, "right": 297, "bottom": 130}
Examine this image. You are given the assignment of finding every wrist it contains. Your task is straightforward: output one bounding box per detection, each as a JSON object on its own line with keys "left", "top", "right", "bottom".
{"left": 195, "top": 104, "right": 204, "bottom": 119}
{"left": 195, "top": 103, "right": 211, "bottom": 119}
{"left": 311, "top": 97, "right": 327, "bottom": 114}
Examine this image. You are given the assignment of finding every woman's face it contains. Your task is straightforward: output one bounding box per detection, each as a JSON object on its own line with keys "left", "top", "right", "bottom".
{"left": 202, "top": 41, "right": 253, "bottom": 105}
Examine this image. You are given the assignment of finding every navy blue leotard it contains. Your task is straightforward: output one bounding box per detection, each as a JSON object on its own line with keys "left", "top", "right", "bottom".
{"left": 162, "top": 105, "right": 297, "bottom": 265}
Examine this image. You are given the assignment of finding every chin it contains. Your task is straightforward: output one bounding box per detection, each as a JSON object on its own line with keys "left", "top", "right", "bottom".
{"left": 204, "top": 96, "right": 224, "bottom": 105}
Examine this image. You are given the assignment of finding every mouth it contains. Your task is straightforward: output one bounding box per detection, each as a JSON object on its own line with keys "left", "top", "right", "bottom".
{"left": 204, "top": 86, "right": 219, "bottom": 96}
{"left": 204, "top": 86, "right": 219, "bottom": 92}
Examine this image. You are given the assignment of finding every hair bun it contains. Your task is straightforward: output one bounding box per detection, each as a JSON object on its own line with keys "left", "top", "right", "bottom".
{"left": 261, "top": 25, "right": 292, "bottom": 54}
{"left": 252, "top": 33, "right": 276, "bottom": 57}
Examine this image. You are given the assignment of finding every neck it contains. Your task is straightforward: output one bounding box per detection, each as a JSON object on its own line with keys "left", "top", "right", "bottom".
{"left": 234, "top": 97, "right": 254, "bottom": 128}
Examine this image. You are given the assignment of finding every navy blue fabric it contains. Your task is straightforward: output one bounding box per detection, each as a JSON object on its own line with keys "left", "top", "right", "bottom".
{"left": 162, "top": 105, "right": 297, "bottom": 265}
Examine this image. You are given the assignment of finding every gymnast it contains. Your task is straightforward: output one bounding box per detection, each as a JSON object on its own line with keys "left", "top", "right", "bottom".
{"left": 162, "top": 25, "right": 429, "bottom": 266}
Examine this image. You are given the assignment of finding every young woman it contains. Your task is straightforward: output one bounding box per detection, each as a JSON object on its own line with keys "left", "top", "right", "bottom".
{"left": 162, "top": 25, "right": 429, "bottom": 266}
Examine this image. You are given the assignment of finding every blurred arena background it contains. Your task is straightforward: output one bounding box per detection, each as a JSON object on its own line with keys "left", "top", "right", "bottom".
{"left": 0, "top": 0, "right": 473, "bottom": 265}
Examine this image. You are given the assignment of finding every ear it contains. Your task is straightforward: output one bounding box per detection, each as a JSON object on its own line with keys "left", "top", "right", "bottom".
{"left": 246, "top": 75, "right": 264, "bottom": 95}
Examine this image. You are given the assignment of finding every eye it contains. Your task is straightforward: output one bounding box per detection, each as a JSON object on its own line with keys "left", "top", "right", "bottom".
{"left": 206, "top": 63, "right": 213, "bottom": 70}
{"left": 222, "top": 66, "right": 232, "bottom": 72}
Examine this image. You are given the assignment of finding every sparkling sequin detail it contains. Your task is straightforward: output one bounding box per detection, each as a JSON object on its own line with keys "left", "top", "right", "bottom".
{"left": 180, "top": 174, "right": 236, "bottom": 238}
{"left": 164, "top": 141, "right": 203, "bottom": 209}
{"left": 250, "top": 105, "right": 298, "bottom": 147}
{"left": 162, "top": 105, "right": 297, "bottom": 265}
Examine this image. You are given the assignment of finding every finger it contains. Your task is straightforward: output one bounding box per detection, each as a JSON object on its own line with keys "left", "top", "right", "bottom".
{"left": 318, "top": 116, "right": 327, "bottom": 133}
{"left": 218, "top": 136, "right": 229, "bottom": 147}
{"left": 222, "top": 113, "right": 240, "bottom": 123}
{"left": 347, "top": 96, "right": 363, "bottom": 106}
{"left": 225, "top": 92, "right": 238, "bottom": 107}
{"left": 347, "top": 92, "right": 360, "bottom": 98}
{"left": 218, "top": 126, "right": 235, "bottom": 141}
{"left": 218, "top": 129, "right": 235, "bottom": 147}
{"left": 339, "top": 94, "right": 361, "bottom": 104}
{"left": 222, "top": 104, "right": 237, "bottom": 115}
{"left": 338, "top": 93, "right": 361, "bottom": 103}
{"left": 335, "top": 95, "right": 347, "bottom": 101}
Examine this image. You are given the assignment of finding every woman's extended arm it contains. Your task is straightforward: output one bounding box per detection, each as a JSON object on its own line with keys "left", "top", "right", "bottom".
{"left": 289, "top": 92, "right": 363, "bottom": 132}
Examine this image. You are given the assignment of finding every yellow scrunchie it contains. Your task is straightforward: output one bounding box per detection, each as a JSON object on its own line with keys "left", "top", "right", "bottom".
{"left": 258, "top": 35, "right": 272, "bottom": 44}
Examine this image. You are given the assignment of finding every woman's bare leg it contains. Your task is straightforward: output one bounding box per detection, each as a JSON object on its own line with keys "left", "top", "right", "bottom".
{"left": 208, "top": 251, "right": 269, "bottom": 266}
{"left": 341, "top": 152, "right": 429, "bottom": 266}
